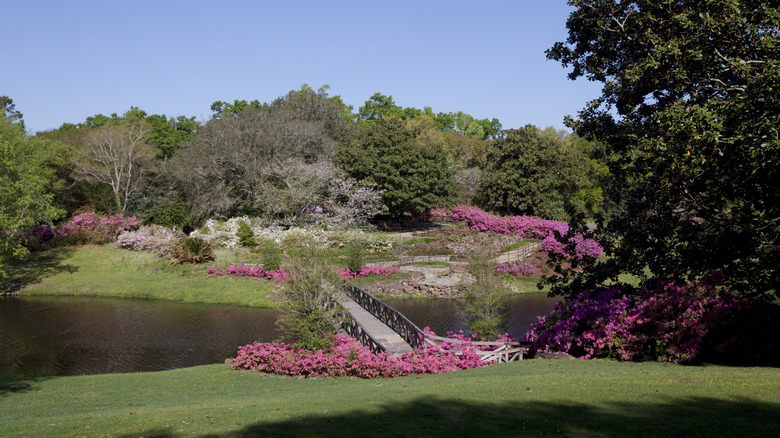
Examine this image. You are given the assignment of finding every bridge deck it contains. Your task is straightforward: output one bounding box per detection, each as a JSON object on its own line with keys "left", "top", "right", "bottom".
{"left": 339, "top": 298, "right": 414, "bottom": 355}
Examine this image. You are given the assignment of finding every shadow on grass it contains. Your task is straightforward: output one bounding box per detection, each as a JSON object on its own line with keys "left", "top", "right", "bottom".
{"left": 1, "top": 247, "right": 77, "bottom": 293}
{"left": 122, "top": 395, "right": 780, "bottom": 437}
{"left": 0, "top": 377, "right": 51, "bottom": 397}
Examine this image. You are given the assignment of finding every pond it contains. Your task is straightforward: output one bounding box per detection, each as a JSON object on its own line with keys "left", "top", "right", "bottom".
{"left": 1, "top": 294, "right": 559, "bottom": 379}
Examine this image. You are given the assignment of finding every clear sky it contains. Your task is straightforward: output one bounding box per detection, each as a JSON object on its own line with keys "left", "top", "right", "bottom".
{"left": 4, "top": 1, "right": 602, "bottom": 133}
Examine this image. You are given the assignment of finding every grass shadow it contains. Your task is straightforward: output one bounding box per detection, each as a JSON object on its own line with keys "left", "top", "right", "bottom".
{"left": 0, "top": 377, "right": 51, "bottom": 397}
{"left": 1, "top": 247, "right": 78, "bottom": 293}
{"left": 191, "top": 395, "right": 780, "bottom": 437}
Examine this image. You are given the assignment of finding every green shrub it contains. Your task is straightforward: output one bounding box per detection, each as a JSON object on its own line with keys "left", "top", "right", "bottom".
{"left": 144, "top": 197, "right": 194, "bottom": 233}
{"left": 170, "top": 237, "right": 215, "bottom": 264}
{"left": 236, "top": 220, "right": 256, "bottom": 248}
{"left": 276, "top": 248, "right": 348, "bottom": 351}
{"left": 260, "top": 239, "right": 282, "bottom": 271}
{"left": 344, "top": 242, "right": 365, "bottom": 272}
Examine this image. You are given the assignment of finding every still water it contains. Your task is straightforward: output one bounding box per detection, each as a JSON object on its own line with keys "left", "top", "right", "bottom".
{"left": 1, "top": 294, "right": 559, "bottom": 378}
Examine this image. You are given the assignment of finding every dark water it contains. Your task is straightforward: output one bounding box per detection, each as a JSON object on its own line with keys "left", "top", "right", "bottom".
{"left": 1, "top": 294, "right": 558, "bottom": 378}
{"left": 0, "top": 296, "right": 281, "bottom": 379}
{"left": 384, "top": 294, "right": 560, "bottom": 339}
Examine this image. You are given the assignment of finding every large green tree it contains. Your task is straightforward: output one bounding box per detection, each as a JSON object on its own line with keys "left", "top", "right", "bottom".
{"left": 548, "top": 0, "right": 780, "bottom": 298}
{"left": 338, "top": 117, "right": 457, "bottom": 219}
{"left": 477, "top": 125, "right": 606, "bottom": 222}
{"left": 0, "top": 118, "right": 64, "bottom": 277}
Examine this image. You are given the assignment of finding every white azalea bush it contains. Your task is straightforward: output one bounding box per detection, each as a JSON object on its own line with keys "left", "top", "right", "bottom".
{"left": 190, "top": 217, "right": 395, "bottom": 253}
{"left": 117, "top": 225, "right": 186, "bottom": 256}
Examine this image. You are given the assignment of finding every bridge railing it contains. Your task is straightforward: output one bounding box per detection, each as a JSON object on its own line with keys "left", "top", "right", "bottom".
{"left": 346, "top": 284, "right": 426, "bottom": 350}
{"left": 345, "top": 284, "right": 527, "bottom": 361}
{"left": 340, "top": 318, "right": 383, "bottom": 354}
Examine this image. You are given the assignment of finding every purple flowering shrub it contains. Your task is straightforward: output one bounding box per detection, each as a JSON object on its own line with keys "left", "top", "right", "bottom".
{"left": 441, "top": 206, "right": 602, "bottom": 260}
{"left": 208, "top": 265, "right": 292, "bottom": 282}
{"left": 339, "top": 265, "right": 400, "bottom": 280}
{"left": 496, "top": 262, "right": 535, "bottom": 277}
{"left": 525, "top": 274, "right": 745, "bottom": 363}
{"left": 53, "top": 212, "right": 141, "bottom": 246}
{"left": 231, "top": 329, "right": 512, "bottom": 378}
{"left": 116, "top": 225, "right": 185, "bottom": 256}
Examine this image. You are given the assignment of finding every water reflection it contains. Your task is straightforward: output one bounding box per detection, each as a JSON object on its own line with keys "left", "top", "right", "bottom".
{"left": 0, "top": 296, "right": 280, "bottom": 378}
{"left": 384, "top": 294, "right": 560, "bottom": 339}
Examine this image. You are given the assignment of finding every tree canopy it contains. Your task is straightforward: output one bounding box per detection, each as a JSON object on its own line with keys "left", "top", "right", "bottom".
{"left": 548, "top": 0, "right": 780, "bottom": 298}
{"left": 338, "top": 117, "right": 457, "bottom": 219}
{"left": 476, "top": 125, "right": 606, "bottom": 222}
{"left": 0, "top": 118, "right": 64, "bottom": 276}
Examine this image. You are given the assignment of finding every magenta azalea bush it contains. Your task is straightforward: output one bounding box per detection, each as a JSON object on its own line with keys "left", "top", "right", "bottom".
{"left": 496, "top": 262, "right": 535, "bottom": 277}
{"left": 51, "top": 212, "right": 141, "bottom": 245}
{"left": 438, "top": 206, "right": 602, "bottom": 260}
{"left": 232, "top": 330, "right": 514, "bottom": 378}
{"left": 524, "top": 274, "right": 744, "bottom": 363}
{"left": 208, "top": 264, "right": 292, "bottom": 281}
{"left": 339, "top": 265, "right": 400, "bottom": 280}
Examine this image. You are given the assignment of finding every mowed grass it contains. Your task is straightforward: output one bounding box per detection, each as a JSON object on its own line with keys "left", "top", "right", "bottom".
{"left": 13, "top": 245, "right": 276, "bottom": 308}
{"left": 1, "top": 360, "right": 778, "bottom": 437}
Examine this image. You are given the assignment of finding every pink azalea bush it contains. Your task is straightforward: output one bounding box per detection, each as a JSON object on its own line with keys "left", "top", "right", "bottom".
{"left": 439, "top": 206, "right": 602, "bottom": 260}
{"left": 339, "top": 265, "right": 400, "bottom": 280}
{"left": 232, "top": 329, "right": 515, "bottom": 378}
{"left": 208, "top": 264, "right": 292, "bottom": 281}
{"left": 524, "top": 274, "right": 744, "bottom": 363}
{"left": 53, "top": 212, "right": 141, "bottom": 245}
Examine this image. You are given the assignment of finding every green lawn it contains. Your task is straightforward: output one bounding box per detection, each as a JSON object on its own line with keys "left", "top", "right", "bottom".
{"left": 12, "top": 245, "right": 277, "bottom": 308}
{"left": 1, "top": 360, "right": 777, "bottom": 437}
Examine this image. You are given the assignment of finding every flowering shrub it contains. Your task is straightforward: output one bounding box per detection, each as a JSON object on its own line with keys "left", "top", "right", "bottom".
{"left": 524, "top": 274, "right": 744, "bottom": 363}
{"left": 231, "top": 330, "right": 497, "bottom": 378}
{"left": 446, "top": 205, "right": 568, "bottom": 238}
{"left": 339, "top": 265, "right": 400, "bottom": 280}
{"left": 208, "top": 264, "right": 292, "bottom": 281}
{"left": 117, "top": 225, "right": 184, "bottom": 256}
{"left": 53, "top": 212, "right": 140, "bottom": 245}
{"left": 496, "top": 262, "right": 535, "bottom": 277}
{"left": 191, "top": 218, "right": 394, "bottom": 253}
{"left": 442, "top": 206, "right": 602, "bottom": 260}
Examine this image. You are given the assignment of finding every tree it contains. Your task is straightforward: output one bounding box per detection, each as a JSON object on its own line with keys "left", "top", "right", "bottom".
{"left": 276, "top": 248, "right": 348, "bottom": 351}
{"left": 71, "top": 116, "right": 154, "bottom": 213}
{"left": 0, "top": 96, "right": 24, "bottom": 130}
{"left": 144, "top": 114, "right": 200, "bottom": 160}
{"left": 461, "top": 244, "right": 508, "bottom": 339}
{"left": 476, "top": 125, "right": 606, "bottom": 222}
{"left": 547, "top": 1, "right": 780, "bottom": 298}
{"left": 172, "top": 86, "right": 355, "bottom": 221}
{"left": 0, "top": 118, "right": 64, "bottom": 277}
{"left": 338, "top": 117, "right": 457, "bottom": 219}
{"left": 356, "top": 92, "right": 404, "bottom": 122}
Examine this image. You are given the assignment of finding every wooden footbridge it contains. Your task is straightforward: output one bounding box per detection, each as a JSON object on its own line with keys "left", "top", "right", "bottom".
{"left": 339, "top": 285, "right": 527, "bottom": 362}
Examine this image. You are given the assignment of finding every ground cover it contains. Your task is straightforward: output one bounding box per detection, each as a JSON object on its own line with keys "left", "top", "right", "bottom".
{"left": 0, "top": 360, "right": 777, "bottom": 437}
{"left": 12, "top": 245, "right": 276, "bottom": 308}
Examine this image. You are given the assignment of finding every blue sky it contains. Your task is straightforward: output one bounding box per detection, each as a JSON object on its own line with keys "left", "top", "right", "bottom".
{"left": 4, "top": 1, "right": 602, "bottom": 133}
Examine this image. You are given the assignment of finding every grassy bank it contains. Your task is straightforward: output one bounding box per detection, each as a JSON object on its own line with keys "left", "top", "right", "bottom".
{"left": 1, "top": 360, "right": 778, "bottom": 437}
{"left": 11, "top": 245, "right": 276, "bottom": 308}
